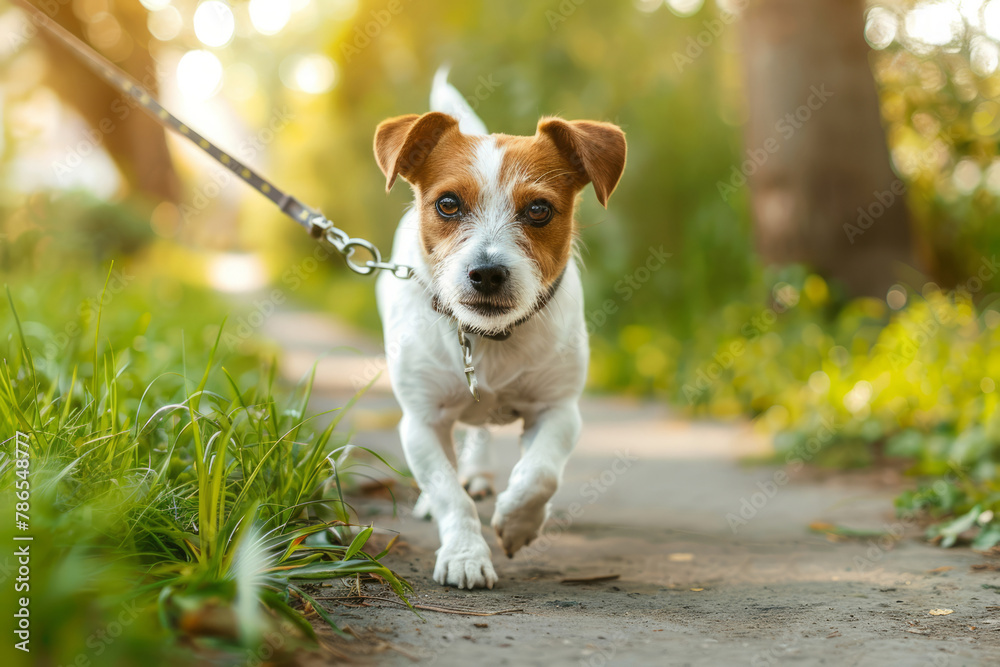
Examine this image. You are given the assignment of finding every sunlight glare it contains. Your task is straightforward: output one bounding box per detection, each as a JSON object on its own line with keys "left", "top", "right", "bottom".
{"left": 207, "top": 253, "right": 269, "bottom": 293}
{"left": 666, "top": 0, "right": 704, "bottom": 17}
{"left": 139, "top": 0, "right": 172, "bottom": 10}
{"left": 290, "top": 54, "right": 337, "bottom": 94}
{"left": 177, "top": 50, "right": 223, "bottom": 101}
{"left": 971, "top": 35, "right": 1000, "bottom": 75}
{"left": 865, "top": 7, "right": 898, "bottom": 50}
{"left": 983, "top": 0, "right": 1000, "bottom": 40}
{"left": 148, "top": 6, "right": 182, "bottom": 42}
{"left": 904, "top": 2, "right": 963, "bottom": 47}
{"left": 249, "top": 0, "right": 291, "bottom": 35}
{"left": 959, "top": 0, "right": 985, "bottom": 29}
{"left": 193, "top": 1, "right": 235, "bottom": 48}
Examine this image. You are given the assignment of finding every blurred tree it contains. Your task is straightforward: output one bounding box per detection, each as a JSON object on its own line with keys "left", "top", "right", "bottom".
{"left": 39, "top": 0, "right": 179, "bottom": 205}
{"left": 740, "top": 0, "right": 916, "bottom": 297}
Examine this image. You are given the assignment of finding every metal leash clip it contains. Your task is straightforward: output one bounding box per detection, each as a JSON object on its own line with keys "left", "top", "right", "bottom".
{"left": 310, "top": 215, "right": 414, "bottom": 279}
{"left": 457, "top": 328, "right": 480, "bottom": 402}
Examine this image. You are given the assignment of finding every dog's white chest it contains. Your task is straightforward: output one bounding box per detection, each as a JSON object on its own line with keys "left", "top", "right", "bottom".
{"left": 376, "top": 236, "right": 589, "bottom": 425}
{"left": 457, "top": 346, "right": 559, "bottom": 425}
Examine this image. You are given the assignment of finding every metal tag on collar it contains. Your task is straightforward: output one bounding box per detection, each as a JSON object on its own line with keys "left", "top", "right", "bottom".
{"left": 457, "top": 328, "right": 480, "bottom": 402}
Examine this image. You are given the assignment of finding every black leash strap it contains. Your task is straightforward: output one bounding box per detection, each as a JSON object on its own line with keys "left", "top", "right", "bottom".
{"left": 12, "top": 0, "right": 412, "bottom": 279}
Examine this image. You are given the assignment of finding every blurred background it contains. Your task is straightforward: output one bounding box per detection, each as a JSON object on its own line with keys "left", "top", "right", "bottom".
{"left": 5, "top": 0, "right": 1000, "bottom": 662}
{"left": 2, "top": 0, "right": 1000, "bottom": 591}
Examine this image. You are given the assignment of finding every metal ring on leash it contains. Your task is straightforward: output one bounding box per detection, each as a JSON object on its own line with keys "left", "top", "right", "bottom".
{"left": 312, "top": 215, "right": 414, "bottom": 278}
{"left": 341, "top": 239, "right": 381, "bottom": 275}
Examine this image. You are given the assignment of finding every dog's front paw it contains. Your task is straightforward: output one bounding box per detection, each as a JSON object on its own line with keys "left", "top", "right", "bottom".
{"left": 491, "top": 480, "right": 555, "bottom": 558}
{"left": 462, "top": 472, "right": 495, "bottom": 500}
{"left": 434, "top": 536, "right": 497, "bottom": 589}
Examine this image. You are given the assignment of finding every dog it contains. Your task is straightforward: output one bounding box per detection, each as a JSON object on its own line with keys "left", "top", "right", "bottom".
{"left": 374, "top": 69, "right": 626, "bottom": 589}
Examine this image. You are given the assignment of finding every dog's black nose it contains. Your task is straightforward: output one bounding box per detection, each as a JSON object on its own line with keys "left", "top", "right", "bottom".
{"left": 468, "top": 264, "right": 509, "bottom": 294}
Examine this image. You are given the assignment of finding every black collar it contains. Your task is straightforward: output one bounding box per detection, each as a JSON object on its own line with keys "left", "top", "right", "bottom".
{"left": 427, "top": 269, "right": 567, "bottom": 341}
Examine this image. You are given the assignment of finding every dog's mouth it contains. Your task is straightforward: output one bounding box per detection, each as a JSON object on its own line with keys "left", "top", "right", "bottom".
{"left": 459, "top": 300, "right": 515, "bottom": 316}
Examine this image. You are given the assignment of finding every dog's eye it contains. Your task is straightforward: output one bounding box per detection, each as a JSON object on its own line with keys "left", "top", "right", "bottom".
{"left": 525, "top": 200, "right": 553, "bottom": 226}
{"left": 435, "top": 194, "right": 461, "bottom": 218}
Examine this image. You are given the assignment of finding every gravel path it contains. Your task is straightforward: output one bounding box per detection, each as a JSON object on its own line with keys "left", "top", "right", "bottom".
{"left": 268, "top": 312, "right": 1000, "bottom": 666}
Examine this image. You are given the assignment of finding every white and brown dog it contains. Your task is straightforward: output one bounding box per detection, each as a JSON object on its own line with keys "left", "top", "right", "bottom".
{"left": 374, "top": 70, "right": 626, "bottom": 589}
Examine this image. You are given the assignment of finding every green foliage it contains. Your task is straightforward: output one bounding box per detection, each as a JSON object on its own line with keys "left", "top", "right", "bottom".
{"left": 868, "top": 3, "right": 1000, "bottom": 288}
{"left": 652, "top": 270, "right": 1000, "bottom": 548}
{"left": 0, "top": 265, "right": 409, "bottom": 664}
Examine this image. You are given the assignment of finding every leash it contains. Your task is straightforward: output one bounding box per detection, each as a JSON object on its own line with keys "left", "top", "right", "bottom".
{"left": 12, "top": 0, "right": 586, "bottom": 401}
{"left": 12, "top": 0, "right": 413, "bottom": 281}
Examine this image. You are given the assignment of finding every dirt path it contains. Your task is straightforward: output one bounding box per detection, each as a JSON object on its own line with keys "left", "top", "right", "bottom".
{"left": 268, "top": 312, "right": 1000, "bottom": 666}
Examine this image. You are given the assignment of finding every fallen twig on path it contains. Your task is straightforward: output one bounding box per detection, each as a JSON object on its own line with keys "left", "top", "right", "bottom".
{"left": 318, "top": 595, "right": 524, "bottom": 616}
{"left": 971, "top": 563, "right": 1000, "bottom": 572}
{"left": 560, "top": 574, "right": 621, "bottom": 584}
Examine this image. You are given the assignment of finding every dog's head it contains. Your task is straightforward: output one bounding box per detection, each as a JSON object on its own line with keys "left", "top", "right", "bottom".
{"left": 374, "top": 112, "right": 626, "bottom": 336}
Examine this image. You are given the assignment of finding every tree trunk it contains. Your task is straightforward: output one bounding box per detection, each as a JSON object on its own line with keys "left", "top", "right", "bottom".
{"left": 740, "top": 0, "right": 915, "bottom": 297}
{"left": 39, "top": 2, "right": 179, "bottom": 205}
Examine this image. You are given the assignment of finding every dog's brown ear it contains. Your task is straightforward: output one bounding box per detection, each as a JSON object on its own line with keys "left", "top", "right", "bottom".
{"left": 374, "top": 112, "right": 459, "bottom": 192}
{"left": 537, "top": 118, "right": 626, "bottom": 207}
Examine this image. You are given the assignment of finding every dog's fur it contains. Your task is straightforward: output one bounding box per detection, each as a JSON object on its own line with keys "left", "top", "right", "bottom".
{"left": 374, "top": 70, "right": 626, "bottom": 589}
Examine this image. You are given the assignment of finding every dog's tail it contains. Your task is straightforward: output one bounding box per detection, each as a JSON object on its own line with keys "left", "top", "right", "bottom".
{"left": 430, "top": 65, "right": 488, "bottom": 136}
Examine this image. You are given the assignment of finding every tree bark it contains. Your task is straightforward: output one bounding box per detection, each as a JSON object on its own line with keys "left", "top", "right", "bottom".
{"left": 39, "top": 2, "right": 179, "bottom": 205}
{"left": 740, "top": 0, "right": 915, "bottom": 297}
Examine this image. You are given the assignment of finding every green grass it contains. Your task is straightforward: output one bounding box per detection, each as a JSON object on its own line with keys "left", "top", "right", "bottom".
{"left": 0, "top": 264, "right": 410, "bottom": 665}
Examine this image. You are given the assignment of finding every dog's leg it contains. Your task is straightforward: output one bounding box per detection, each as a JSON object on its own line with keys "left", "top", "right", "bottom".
{"left": 400, "top": 413, "right": 498, "bottom": 589}
{"left": 459, "top": 427, "right": 494, "bottom": 499}
{"left": 491, "top": 402, "right": 581, "bottom": 557}
{"left": 411, "top": 492, "right": 434, "bottom": 520}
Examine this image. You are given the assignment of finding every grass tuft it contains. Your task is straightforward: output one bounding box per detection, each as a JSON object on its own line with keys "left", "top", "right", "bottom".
{"left": 0, "top": 274, "right": 408, "bottom": 664}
